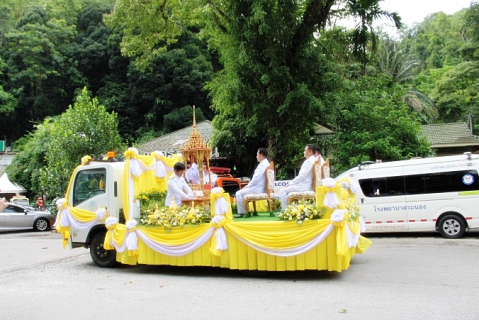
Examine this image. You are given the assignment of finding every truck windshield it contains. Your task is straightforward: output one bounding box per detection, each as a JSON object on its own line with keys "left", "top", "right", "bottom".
{"left": 73, "top": 168, "right": 106, "bottom": 206}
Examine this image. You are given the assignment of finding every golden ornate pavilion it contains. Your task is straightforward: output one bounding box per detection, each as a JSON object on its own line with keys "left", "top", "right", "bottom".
{"left": 180, "top": 106, "right": 212, "bottom": 195}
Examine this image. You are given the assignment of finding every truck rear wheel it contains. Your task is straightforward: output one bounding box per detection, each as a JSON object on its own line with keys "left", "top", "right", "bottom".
{"left": 90, "top": 232, "right": 117, "bottom": 268}
{"left": 438, "top": 214, "right": 466, "bottom": 239}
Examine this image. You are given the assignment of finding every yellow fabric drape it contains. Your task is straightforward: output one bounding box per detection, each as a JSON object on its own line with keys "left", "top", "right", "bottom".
{"left": 123, "top": 153, "right": 182, "bottom": 221}
{"left": 248, "top": 200, "right": 268, "bottom": 212}
{"left": 139, "top": 224, "right": 212, "bottom": 245}
{"left": 104, "top": 223, "right": 127, "bottom": 250}
{"left": 56, "top": 167, "right": 80, "bottom": 247}
{"left": 225, "top": 219, "right": 331, "bottom": 249}
{"left": 67, "top": 207, "right": 97, "bottom": 223}
{"left": 115, "top": 221, "right": 372, "bottom": 271}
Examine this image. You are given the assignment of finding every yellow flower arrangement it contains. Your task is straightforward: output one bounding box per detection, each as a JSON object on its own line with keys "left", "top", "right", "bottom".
{"left": 278, "top": 199, "right": 324, "bottom": 225}
{"left": 137, "top": 203, "right": 211, "bottom": 231}
{"left": 136, "top": 188, "right": 167, "bottom": 211}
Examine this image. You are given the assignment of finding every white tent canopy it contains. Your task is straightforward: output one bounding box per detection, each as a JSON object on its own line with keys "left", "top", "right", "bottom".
{"left": 0, "top": 172, "right": 27, "bottom": 194}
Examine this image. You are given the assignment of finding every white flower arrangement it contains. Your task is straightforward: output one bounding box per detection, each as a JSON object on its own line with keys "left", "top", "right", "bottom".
{"left": 278, "top": 200, "right": 324, "bottom": 225}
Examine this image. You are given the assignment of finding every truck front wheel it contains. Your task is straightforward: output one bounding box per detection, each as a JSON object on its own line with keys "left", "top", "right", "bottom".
{"left": 90, "top": 232, "right": 117, "bottom": 268}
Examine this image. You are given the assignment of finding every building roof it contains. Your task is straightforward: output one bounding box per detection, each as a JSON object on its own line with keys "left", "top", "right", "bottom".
{"left": 421, "top": 122, "right": 479, "bottom": 148}
{"left": 138, "top": 120, "right": 213, "bottom": 154}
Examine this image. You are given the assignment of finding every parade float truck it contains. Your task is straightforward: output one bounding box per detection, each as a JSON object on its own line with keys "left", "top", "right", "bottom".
{"left": 55, "top": 121, "right": 370, "bottom": 273}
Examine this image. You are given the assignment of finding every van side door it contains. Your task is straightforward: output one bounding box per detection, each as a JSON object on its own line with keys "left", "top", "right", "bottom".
{"left": 355, "top": 167, "right": 409, "bottom": 232}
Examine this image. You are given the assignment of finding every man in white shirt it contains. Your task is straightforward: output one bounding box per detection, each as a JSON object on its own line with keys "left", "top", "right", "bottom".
{"left": 279, "top": 144, "right": 316, "bottom": 211}
{"left": 235, "top": 148, "right": 270, "bottom": 218}
{"left": 165, "top": 162, "right": 195, "bottom": 206}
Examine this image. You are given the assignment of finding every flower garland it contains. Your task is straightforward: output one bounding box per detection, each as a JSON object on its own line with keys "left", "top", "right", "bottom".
{"left": 344, "top": 197, "right": 361, "bottom": 222}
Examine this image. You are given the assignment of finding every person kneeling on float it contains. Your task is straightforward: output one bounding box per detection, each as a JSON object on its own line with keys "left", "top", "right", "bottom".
{"left": 166, "top": 162, "right": 195, "bottom": 206}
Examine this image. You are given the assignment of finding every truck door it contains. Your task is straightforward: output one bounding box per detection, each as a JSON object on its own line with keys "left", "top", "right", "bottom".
{"left": 71, "top": 166, "right": 109, "bottom": 213}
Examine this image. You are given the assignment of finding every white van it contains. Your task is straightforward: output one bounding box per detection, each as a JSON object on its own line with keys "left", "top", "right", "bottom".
{"left": 336, "top": 153, "right": 479, "bottom": 238}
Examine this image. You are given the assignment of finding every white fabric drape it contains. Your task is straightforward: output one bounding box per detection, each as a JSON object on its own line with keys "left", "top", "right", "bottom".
{"left": 151, "top": 151, "right": 167, "bottom": 178}
{"left": 125, "top": 219, "right": 138, "bottom": 252}
{"left": 349, "top": 178, "right": 360, "bottom": 194}
{"left": 322, "top": 178, "right": 340, "bottom": 208}
{"left": 58, "top": 207, "right": 102, "bottom": 230}
{"left": 234, "top": 224, "right": 335, "bottom": 257}
{"left": 136, "top": 228, "right": 215, "bottom": 256}
{"left": 233, "top": 209, "right": 360, "bottom": 257}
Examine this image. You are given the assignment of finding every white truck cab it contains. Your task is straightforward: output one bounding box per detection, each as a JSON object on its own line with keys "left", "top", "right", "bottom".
{"left": 67, "top": 161, "right": 125, "bottom": 266}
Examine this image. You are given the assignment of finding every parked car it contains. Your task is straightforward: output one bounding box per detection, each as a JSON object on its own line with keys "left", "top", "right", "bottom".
{"left": 0, "top": 203, "right": 55, "bottom": 231}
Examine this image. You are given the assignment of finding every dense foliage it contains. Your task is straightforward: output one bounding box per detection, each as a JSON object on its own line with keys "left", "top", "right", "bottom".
{"left": 3, "top": 0, "right": 479, "bottom": 196}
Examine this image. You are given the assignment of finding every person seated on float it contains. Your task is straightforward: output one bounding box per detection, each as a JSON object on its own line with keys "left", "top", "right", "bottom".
{"left": 279, "top": 144, "right": 316, "bottom": 211}
{"left": 234, "top": 148, "right": 269, "bottom": 218}
{"left": 166, "top": 162, "right": 195, "bottom": 206}
{"left": 186, "top": 162, "right": 201, "bottom": 184}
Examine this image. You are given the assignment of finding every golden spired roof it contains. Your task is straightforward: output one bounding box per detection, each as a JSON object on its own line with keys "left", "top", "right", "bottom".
{"left": 180, "top": 105, "right": 211, "bottom": 154}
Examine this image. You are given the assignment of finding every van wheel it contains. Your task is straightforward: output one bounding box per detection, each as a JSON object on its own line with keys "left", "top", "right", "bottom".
{"left": 438, "top": 214, "right": 466, "bottom": 239}
{"left": 90, "top": 232, "right": 117, "bottom": 268}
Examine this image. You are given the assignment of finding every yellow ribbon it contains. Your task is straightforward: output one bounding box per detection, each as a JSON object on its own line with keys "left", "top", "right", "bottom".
{"left": 209, "top": 217, "right": 228, "bottom": 256}
{"left": 127, "top": 226, "right": 138, "bottom": 256}
{"left": 55, "top": 201, "right": 71, "bottom": 248}
{"left": 124, "top": 149, "right": 138, "bottom": 159}
{"left": 104, "top": 221, "right": 118, "bottom": 250}
{"left": 211, "top": 219, "right": 227, "bottom": 229}
{"left": 321, "top": 185, "right": 335, "bottom": 194}
{"left": 333, "top": 213, "right": 351, "bottom": 256}
{"left": 81, "top": 155, "right": 91, "bottom": 165}
{"left": 210, "top": 189, "right": 225, "bottom": 202}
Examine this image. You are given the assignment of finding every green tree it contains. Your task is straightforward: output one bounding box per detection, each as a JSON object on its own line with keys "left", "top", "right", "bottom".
{"left": 333, "top": 75, "right": 431, "bottom": 173}
{"left": 3, "top": 6, "right": 85, "bottom": 141}
{"left": 98, "top": 28, "right": 214, "bottom": 143}
{"left": 346, "top": 0, "right": 401, "bottom": 74}
{"left": 6, "top": 118, "right": 55, "bottom": 196}
{"left": 40, "top": 87, "right": 124, "bottom": 197}
{"left": 432, "top": 61, "right": 479, "bottom": 123}
{"left": 377, "top": 45, "right": 438, "bottom": 123}
{"left": 163, "top": 105, "right": 206, "bottom": 133}
{"left": 45, "top": 0, "right": 82, "bottom": 26}
{"left": 105, "top": 0, "right": 406, "bottom": 170}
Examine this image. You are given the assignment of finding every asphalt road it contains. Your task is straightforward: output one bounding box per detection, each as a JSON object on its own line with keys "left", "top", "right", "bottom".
{"left": 0, "top": 230, "right": 478, "bottom": 319}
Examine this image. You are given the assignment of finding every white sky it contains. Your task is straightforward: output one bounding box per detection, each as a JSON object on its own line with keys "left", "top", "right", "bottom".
{"left": 379, "top": 0, "right": 472, "bottom": 29}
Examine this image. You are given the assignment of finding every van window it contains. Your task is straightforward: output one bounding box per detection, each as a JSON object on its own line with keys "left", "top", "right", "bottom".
{"left": 405, "top": 170, "right": 479, "bottom": 195}
{"left": 359, "top": 169, "right": 479, "bottom": 197}
{"left": 73, "top": 169, "right": 106, "bottom": 206}
{"left": 359, "top": 176, "right": 404, "bottom": 197}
